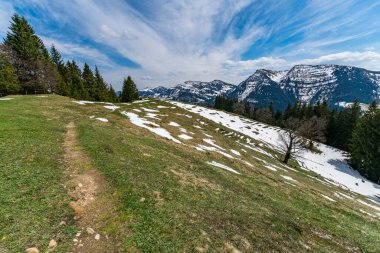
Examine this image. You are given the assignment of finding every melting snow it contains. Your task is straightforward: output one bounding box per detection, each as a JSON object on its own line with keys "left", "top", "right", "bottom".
{"left": 104, "top": 105, "right": 120, "bottom": 111}
{"left": 122, "top": 112, "right": 181, "bottom": 144}
{"left": 203, "top": 139, "right": 224, "bottom": 150}
{"left": 168, "top": 121, "right": 180, "bottom": 127}
{"left": 171, "top": 101, "right": 380, "bottom": 203}
{"left": 142, "top": 107, "right": 159, "bottom": 112}
{"left": 96, "top": 117, "right": 108, "bottom": 122}
{"left": 133, "top": 109, "right": 142, "bottom": 112}
{"left": 145, "top": 113, "right": 160, "bottom": 120}
{"left": 207, "top": 161, "right": 241, "bottom": 175}
{"left": 231, "top": 149, "right": 241, "bottom": 156}
{"left": 132, "top": 100, "right": 149, "bottom": 103}
{"left": 281, "top": 175, "right": 297, "bottom": 182}
{"left": 356, "top": 199, "right": 380, "bottom": 212}
{"left": 74, "top": 100, "right": 96, "bottom": 105}
{"left": 265, "top": 165, "right": 277, "bottom": 172}
{"left": 178, "top": 134, "right": 193, "bottom": 140}
{"left": 0, "top": 97, "right": 14, "bottom": 100}
{"left": 321, "top": 194, "right": 336, "bottom": 202}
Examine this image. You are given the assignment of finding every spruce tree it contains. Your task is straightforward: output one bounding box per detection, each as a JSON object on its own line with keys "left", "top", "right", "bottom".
{"left": 0, "top": 51, "right": 19, "bottom": 96}
{"left": 350, "top": 102, "right": 380, "bottom": 182}
{"left": 4, "top": 14, "right": 59, "bottom": 94}
{"left": 82, "top": 63, "right": 96, "bottom": 100}
{"left": 66, "top": 61, "right": 88, "bottom": 100}
{"left": 94, "top": 66, "right": 109, "bottom": 101}
{"left": 108, "top": 84, "right": 119, "bottom": 102}
{"left": 4, "top": 14, "right": 47, "bottom": 60}
{"left": 121, "top": 76, "right": 138, "bottom": 102}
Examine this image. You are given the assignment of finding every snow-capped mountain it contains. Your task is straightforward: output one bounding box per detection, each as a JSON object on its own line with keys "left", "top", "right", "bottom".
{"left": 140, "top": 64, "right": 380, "bottom": 109}
{"left": 231, "top": 64, "right": 380, "bottom": 109}
{"left": 139, "top": 80, "right": 235, "bottom": 105}
{"left": 228, "top": 69, "right": 292, "bottom": 109}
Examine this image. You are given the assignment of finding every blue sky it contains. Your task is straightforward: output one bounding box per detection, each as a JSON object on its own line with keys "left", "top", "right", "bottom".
{"left": 1, "top": 0, "right": 380, "bottom": 90}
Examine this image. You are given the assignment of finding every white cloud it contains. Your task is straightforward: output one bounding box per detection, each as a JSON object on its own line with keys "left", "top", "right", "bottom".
{"left": 3, "top": 0, "right": 380, "bottom": 90}
{"left": 40, "top": 36, "right": 114, "bottom": 67}
{"left": 299, "top": 51, "right": 380, "bottom": 70}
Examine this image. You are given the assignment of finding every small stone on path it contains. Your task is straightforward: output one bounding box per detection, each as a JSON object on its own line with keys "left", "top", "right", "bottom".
{"left": 86, "top": 227, "right": 95, "bottom": 234}
{"left": 48, "top": 239, "right": 57, "bottom": 248}
{"left": 26, "top": 248, "right": 39, "bottom": 253}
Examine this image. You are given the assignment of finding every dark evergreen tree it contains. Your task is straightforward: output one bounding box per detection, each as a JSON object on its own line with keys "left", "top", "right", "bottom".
{"left": 3, "top": 14, "right": 59, "bottom": 94}
{"left": 350, "top": 102, "right": 380, "bottom": 182}
{"left": 66, "top": 60, "right": 88, "bottom": 100}
{"left": 108, "top": 84, "right": 119, "bottom": 102}
{"left": 121, "top": 76, "right": 138, "bottom": 102}
{"left": 4, "top": 14, "right": 47, "bottom": 60}
{"left": 0, "top": 51, "right": 19, "bottom": 96}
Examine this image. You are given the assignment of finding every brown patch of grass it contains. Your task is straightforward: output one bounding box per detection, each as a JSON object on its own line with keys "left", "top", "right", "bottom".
{"left": 170, "top": 169, "right": 222, "bottom": 192}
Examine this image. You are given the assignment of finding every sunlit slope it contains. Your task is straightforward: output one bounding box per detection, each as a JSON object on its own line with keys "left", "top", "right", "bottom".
{"left": 1, "top": 95, "right": 380, "bottom": 252}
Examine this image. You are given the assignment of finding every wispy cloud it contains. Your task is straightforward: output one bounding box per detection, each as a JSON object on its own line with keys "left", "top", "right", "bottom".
{"left": 1, "top": 0, "right": 380, "bottom": 89}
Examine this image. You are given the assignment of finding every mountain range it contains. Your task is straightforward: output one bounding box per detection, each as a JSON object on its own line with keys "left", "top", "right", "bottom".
{"left": 139, "top": 64, "right": 380, "bottom": 109}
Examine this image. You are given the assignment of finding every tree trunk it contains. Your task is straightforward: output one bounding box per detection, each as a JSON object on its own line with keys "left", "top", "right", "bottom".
{"left": 283, "top": 150, "right": 291, "bottom": 163}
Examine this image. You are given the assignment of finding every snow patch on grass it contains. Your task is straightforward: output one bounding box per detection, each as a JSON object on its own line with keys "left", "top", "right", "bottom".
{"left": 104, "top": 105, "right": 120, "bottom": 111}
{"left": 142, "top": 107, "right": 159, "bottom": 112}
{"left": 321, "top": 194, "right": 336, "bottom": 202}
{"left": 207, "top": 161, "right": 241, "bottom": 175}
{"left": 203, "top": 139, "right": 224, "bottom": 150}
{"left": 281, "top": 175, "right": 297, "bottom": 183}
{"left": 73, "top": 100, "right": 96, "bottom": 105}
{"left": 168, "top": 121, "right": 180, "bottom": 127}
{"left": 122, "top": 112, "right": 181, "bottom": 144}
{"left": 145, "top": 113, "right": 160, "bottom": 120}
{"left": 178, "top": 134, "right": 193, "bottom": 140}
{"left": 132, "top": 100, "right": 149, "bottom": 103}
{"left": 96, "top": 117, "right": 108, "bottom": 122}
{"left": 264, "top": 165, "right": 278, "bottom": 172}
{"left": 0, "top": 97, "right": 14, "bottom": 100}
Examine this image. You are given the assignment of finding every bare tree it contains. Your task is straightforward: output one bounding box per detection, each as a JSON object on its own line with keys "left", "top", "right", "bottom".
{"left": 278, "top": 117, "right": 304, "bottom": 164}
{"left": 232, "top": 102, "right": 245, "bottom": 115}
{"left": 255, "top": 108, "right": 273, "bottom": 124}
{"left": 298, "top": 116, "right": 327, "bottom": 149}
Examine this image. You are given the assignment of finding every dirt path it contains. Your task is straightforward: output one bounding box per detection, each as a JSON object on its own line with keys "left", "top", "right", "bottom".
{"left": 63, "top": 122, "right": 120, "bottom": 252}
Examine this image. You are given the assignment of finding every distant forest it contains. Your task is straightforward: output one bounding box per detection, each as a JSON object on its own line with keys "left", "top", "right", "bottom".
{"left": 215, "top": 96, "right": 380, "bottom": 183}
{"left": 0, "top": 14, "right": 138, "bottom": 102}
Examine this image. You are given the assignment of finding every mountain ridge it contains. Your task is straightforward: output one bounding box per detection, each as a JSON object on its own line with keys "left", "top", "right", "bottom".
{"left": 140, "top": 64, "right": 380, "bottom": 109}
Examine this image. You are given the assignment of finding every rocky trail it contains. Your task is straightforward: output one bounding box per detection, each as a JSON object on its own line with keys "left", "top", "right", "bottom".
{"left": 63, "top": 122, "right": 119, "bottom": 253}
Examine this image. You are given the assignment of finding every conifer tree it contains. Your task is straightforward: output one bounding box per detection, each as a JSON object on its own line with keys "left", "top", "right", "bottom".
{"left": 108, "top": 84, "right": 119, "bottom": 102}
{"left": 66, "top": 61, "right": 88, "bottom": 100}
{"left": 4, "top": 14, "right": 47, "bottom": 60}
{"left": 82, "top": 63, "right": 96, "bottom": 100}
{"left": 4, "top": 14, "right": 59, "bottom": 94}
{"left": 121, "top": 76, "right": 138, "bottom": 102}
{"left": 350, "top": 102, "right": 380, "bottom": 182}
{"left": 0, "top": 51, "right": 19, "bottom": 96}
{"left": 94, "top": 66, "right": 109, "bottom": 101}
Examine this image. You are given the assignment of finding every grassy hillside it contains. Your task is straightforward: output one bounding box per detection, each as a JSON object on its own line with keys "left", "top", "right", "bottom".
{"left": 1, "top": 95, "right": 379, "bottom": 252}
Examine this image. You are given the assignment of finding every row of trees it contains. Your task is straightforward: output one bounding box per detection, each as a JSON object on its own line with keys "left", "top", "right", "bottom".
{"left": 0, "top": 14, "right": 139, "bottom": 103}
{"left": 215, "top": 96, "right": 380, "bottom": 182}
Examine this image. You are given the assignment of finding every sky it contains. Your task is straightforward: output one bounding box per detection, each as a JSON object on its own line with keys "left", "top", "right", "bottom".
{"left": 1, "top": 0, "right": 380, "bottom": 90}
